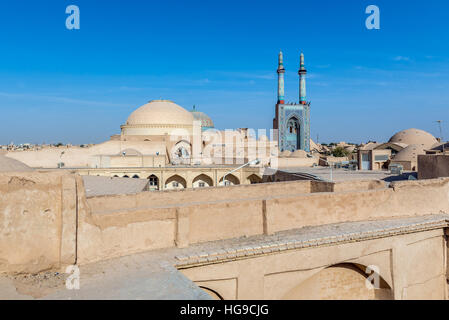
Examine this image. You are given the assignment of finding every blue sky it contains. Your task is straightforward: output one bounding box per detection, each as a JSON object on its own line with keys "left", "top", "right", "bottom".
{"left": 0, "top": 0, "right": 448, "bottom": 145}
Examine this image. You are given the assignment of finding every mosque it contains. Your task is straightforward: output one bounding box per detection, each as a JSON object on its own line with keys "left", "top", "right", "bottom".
{"left": 4, "top": 52, "right": 316, "bottom": 174}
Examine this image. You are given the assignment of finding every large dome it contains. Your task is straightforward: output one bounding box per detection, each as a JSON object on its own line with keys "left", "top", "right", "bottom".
{"left": 126, "top": 100, "right": 194, "bottom": 126}
{"left": 388, "top": 128, "right": 438, "bottom": 149}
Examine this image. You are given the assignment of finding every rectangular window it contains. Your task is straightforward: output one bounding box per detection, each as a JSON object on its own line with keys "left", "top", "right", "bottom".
{"left": 374, "top": 155, "right": 389, "bottom": 162}
{"left": 199, "top": 182, "right": 205, "bottom": 187}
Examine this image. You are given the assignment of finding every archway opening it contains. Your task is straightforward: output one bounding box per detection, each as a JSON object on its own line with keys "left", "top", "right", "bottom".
{"left": 165, "top": 174, "right": 187, "bottom": 189}
{"left": 282, "top": 263, "right": 392, "bottom": 300}
{"left": 286, "top": 117, "right": 301, "bottom": 151}
{"left": 199, "top": 286, "right": 224, "bottom": 300}
{"left": 219, "top": 174, "right": 240, "bottom": 186}
{"left": 247, "top": 174, "right": 262, "bottom": 184}
{"left": 171, "top": 140, "right": 192, "bottom": 165}
{"left": 192, "top": 174, "right": 213, "bottom": 188}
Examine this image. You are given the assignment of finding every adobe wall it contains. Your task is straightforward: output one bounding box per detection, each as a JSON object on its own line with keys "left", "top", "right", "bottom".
{"left": 180, "top": 229, "right": 446, "bottom": 300}
{"left": 418, "top": 155, "right": 449, "bottom": 180}
{"left": 266, "top": 178, "right": 449, "bottom": 234}
{"left": 310, "top": 180, "right": 384, "bottom": 193}
{"left": 86, "top": 179, "right": 385, "bottom": 214}
{"left": 1, "top": 170, "right": 449, "bottom": 274}
{"left": 276, "top": 157, "right": 318, "bottom": 168}
{"left": 86, "top": 180, "right": 314, "bottom": 213}
{"left": 78, "top": 177, "right": 448, "bottom": 265}
{"left": 0, "top": 172, "right": 77, "bottom": 274}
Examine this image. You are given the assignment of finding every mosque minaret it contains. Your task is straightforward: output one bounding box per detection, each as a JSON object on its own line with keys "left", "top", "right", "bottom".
{"left": 277, "top": 51, "right": 285, "bottom": 104}
{"left": 299, "top": 52, "right": 307, "bottom": 105}
{"left": 273, "top": 51, "right": 311, "bottom": 152}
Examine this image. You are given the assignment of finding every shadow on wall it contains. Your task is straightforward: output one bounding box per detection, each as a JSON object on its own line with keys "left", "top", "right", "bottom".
{"left": 281, "top": 263, "right": 392, "bottom": 300}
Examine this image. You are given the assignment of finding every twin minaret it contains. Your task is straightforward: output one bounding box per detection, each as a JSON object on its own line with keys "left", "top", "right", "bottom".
{"left": 277, "top": 51, "right": 307, "bottom": 105}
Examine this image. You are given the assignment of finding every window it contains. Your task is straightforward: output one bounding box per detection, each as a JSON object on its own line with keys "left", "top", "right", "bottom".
{"left": 173, "top": 182, "right": 179, "bottom": 187}
{"left": 374, "top": 155, "right": 389, "bottom": 162}
{"left": 199, "top": 182, "right": 205, "bottom": 188}
{"left": 149, "top": 176, "right": 158, "bottom": 186}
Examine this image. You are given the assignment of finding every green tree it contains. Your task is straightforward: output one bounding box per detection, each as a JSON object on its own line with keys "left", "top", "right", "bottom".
{"left": 331, "top": 146, "right": 350, "bottom": 157}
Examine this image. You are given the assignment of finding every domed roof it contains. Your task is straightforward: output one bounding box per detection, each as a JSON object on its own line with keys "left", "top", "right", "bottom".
{"left": 191, "top": 108, "right": 214, "bottom": 128}
{"left": 389, "top": 128, "right": 438, "bottom": 149}
{"left": 126, "top": 100, "right": 194, "bottom": 126}
{"left": 393, "top": 144, "right": 425, "bottom": 162}
{"left": 0, "top": 155, "right": 32, "bottom": 172}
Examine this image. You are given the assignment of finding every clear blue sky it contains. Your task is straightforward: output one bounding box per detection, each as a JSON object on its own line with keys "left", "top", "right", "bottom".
{"left": 0, "top": 0, "right": 448, "bottom": 145}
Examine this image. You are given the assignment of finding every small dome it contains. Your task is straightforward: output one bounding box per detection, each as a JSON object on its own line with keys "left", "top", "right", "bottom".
{"left": 290, "top": 150, "right": 308, "bottom": 158}
{"left": 393, "top": 144, "right": 425, "bottom": 162}
{"left": 126, "top": 100, "right": 194, "bottom": 126}
{"left": 0, "top": 155, "right": 32, "bottom": 172}
{"left": 191, "top": 109, "right": 214, "bottom": 128}
{"left": 389, "top": 128, "right": 438, "bottom": 149}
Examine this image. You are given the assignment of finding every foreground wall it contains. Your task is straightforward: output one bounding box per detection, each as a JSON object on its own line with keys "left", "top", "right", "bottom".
{"left": 1, "top": 171, "right": 449, "bottom": 275}
{"left": 181, "top": 229, "right": 447, "bottom": 300}
{"left": 0, "top": 172, "right": 77, "bottom": 273}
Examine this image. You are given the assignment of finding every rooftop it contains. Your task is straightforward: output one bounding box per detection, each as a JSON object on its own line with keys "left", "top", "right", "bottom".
{"left": 2, "top": 214, "right": 447, "bottom": 300}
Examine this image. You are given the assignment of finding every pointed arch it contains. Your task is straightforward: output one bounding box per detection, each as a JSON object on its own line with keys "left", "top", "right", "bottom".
{"left": 219, "top": 174, "right": 240, "bottom": 186}
{"left": 147, "top": 174, "right": 159, "bottom": 190}
{"left": 199, "top": 286, "right": 224, "bottom": 300}
{"left": 192, "top": 174, "right": 214, "bottom": 188}
{"left": 286, "top": 115, "right": 301, "bottom": 151}
{"left": 165, "top": 174, "right": 187, "bottom": 189}
{"left": 171, "top": 140, "right": 192, "bottom": 165}
{"left": 246, "top": 174, "right": 262, "bottom": 184}
{"left": 281, "top": 263, "right": 392, "bottom": 300}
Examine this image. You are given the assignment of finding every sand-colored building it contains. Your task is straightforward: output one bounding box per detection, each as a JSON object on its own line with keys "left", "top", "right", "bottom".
{"left": 358, "top": 128, "right": 440, "bottom": 171}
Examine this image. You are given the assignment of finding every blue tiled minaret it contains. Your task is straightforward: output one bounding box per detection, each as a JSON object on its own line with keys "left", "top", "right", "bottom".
{"left": 273, "top": 51, "right": 311, "bottom": 152}
{"left": 277, "top": 51, "right": 285, "bottom": 104}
